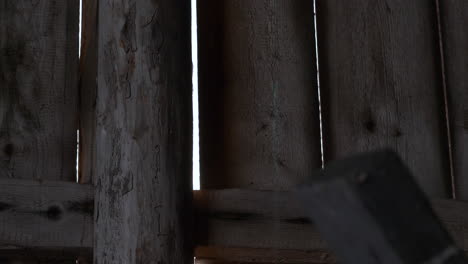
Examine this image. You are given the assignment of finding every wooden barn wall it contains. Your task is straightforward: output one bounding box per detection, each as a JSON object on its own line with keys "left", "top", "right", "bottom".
{"left": 316, "top": 0, "right": 451, "bottom": 198}
{"left": 94, "top": 0, "right": 193, "bottom": 263}
{"left": 79, "top": 0, "right": 98, "bottom": 185}
{"left": 198, "top": 0, "right": 321, "bottom": 191}
{"left": 0, "top": 0, "right": 79, "bottom": 182}
{"left": 439, "top": 1, "right": 468, "bottom": 200}
{"left": 0, "top": 0, "right": 81, "bottom": 262}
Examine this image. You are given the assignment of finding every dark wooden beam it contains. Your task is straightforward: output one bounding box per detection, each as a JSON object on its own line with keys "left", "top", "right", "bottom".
{"left": 296, "top": 150, "right": 467, "bottom": 263}
{"left": 0, "top": 179, "right": 93, "bottom": 255}
{"left": 2, "top": 181, "right": 468, "bottom": 262}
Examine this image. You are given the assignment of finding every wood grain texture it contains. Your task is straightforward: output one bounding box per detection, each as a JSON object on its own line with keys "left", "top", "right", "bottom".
{"left": 439, "top": 0, "right": 468, "bottom": 199}
{"left": 0, "top": 0, "right": 79, "bottom": 182}
{"left": 194, "top": 189, "right": 468, "bottom": 262}
{"left": 95, "top": 0, "right": 193, "bottom": 263}
{"left": 0, "top": 179, "right": 93, "bottom": 253}
{"left": 195, "top": 246, "right": 336, "bottom": 264}
{"left": 2, "top": 186, "right": 468, "bottom": 262}
{"left": 317, "top": 0, "right": 450, "bottom": 197}
{"left": 79, "top": 0, "right": 98, "bottom": 185}
{"left": 198, "top": 0, "right": 321, "bottom": 190}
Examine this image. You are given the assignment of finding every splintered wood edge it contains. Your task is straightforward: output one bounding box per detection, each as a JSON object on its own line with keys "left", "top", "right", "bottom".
{"left": 1, "top": 182, "right": 468, "bottom": 261}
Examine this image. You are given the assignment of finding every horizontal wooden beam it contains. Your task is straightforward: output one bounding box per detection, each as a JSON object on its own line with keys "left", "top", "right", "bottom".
{"left": 0, "top": 178, "right": 93, "bottom": 257}
{"left": 2, "top": 180, "right": 468, "bottom": 262}
{"left": 193, "top": 189, "right": 468, "bottom": 262}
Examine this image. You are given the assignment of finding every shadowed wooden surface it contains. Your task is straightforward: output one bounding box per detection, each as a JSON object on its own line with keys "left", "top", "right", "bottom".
{"left": 0, "top": 0, "right": 79, "bottom": 182}
{"left": 95, "top": 0, "right": 193, "bottom": 263}
{"left": 2, "top": 183, "right": 468, "bottom": 262}
{"left": 0, "top": 179, "right": 93, "bottom": 253}
{"left": 317, "top": 0, "right": 450, "bottom": 198}
{"left": 198, "top": 0, "right": 321, "bottom": 190}
{"left": 439, "top": 0, "right": 468, "bottom": 200}
{"left": 79, "top": 0, "right": 98, "bottom": 185}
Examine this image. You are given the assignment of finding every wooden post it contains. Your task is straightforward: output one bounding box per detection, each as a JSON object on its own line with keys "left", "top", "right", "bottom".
{"left": 95, "top": 0, "right": 193, "bottom": 263}
{"left": 317, "top": 0, "right": 451, "bottom": 197}
{"left": 198, "top": 0, "right": 321, "bottom": 190}
{"left": 439, "top": 1, "right": 468, "bottom": 200}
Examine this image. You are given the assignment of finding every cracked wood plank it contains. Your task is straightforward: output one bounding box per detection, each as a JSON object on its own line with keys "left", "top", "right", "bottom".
{"left": 439, "top": 0, "right": 468, "bottom": 200}
{"left": 95, "top": 0, "right": 193, "bottom": 263}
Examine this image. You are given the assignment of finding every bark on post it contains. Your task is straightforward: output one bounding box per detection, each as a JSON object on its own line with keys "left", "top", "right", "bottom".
{"left": 198, "top": 0, "right": 321, "bottom": 190}
{"left": 95, "top": 0, "right": 193, "bottom": 263}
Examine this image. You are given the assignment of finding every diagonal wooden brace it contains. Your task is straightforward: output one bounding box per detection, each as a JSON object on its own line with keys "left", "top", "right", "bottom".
{"left": 296, "top": 150, "right": 468, "bottom": 264}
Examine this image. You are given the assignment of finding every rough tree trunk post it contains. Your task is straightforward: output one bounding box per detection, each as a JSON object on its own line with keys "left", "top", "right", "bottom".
{"left": 198, "top": 0, "right": 321, "bottom": 190}
{"left": 95, "top": 0, "right": 193, "bottom": 263}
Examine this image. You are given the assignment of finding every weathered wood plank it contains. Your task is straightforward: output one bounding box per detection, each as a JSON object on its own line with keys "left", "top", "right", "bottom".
{"left": 0, "top": 0, "right": 79, "bottom": 182}
{"left": 79, "top": 0, "right": 98, "bottom": 185}
{"left": 198, "top": 0, "right": 322, "bottom": 190}
{"left": 194, "top": 189, "right": 468, "bottom": 263}
{"left": 95, "top": 0, "right": 193, "bottom": 263}
{"left": 0, "top": 249, "right": 92, "bottom": 264}
{"left": 317, "top": 0, "right": 450, "bottom": 197}
{"left": 195, "top": 246, "right": 335, "bottom": 264}
{"left": 194, "top": 189, "right": 468, "bottom": 254}
{"left": 0, "top": 179, "right": 93, "bottom": 252}
{"left": 2, "top": 183, "right": 468, "bottom": 262}
{"left": 439, "top": 0, "right": 468, "bottom": 199}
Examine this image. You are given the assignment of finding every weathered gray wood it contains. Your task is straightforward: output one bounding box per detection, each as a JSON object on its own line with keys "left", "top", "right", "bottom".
{"left": 0, "top": 0, "right": 79, "bottom": 182}
{"left": 198, "top": 0, "right": 322, "bottom": 190}
{"left": 194, "top": 189, "right": 468, "bottom": 262}
{"left": 0, "top": 179, "right": 93, "bottom": 253}
{"left": 439, "top": 1, "right": 468, "bottom": 200}
{"left": 95, "top": 0, "right": 193, "bottom": 263}
{"left": 317, "top": 0, "right": 450, "bottom": 197}
{"left": 296, "top": 150, "right": 467, "bottom": 264}
{"left": 2, "top": 184, "right": 468, "bottom": 262}
{"left": 79, "top": 0, "right": 98, "bottom": 185}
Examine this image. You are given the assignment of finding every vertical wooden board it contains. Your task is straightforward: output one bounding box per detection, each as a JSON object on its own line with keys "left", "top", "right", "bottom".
{"left": 198, "top": 0, "right": 321, "bottom": 190}
{"left": 79, "top": 0, "right": 98, "bottom": 184}
{"left": 439, "top": 1, "right": 468, "bottom": 199}
{"left": 0, "top": 0, "right": 79, "bottom": 182}
{"left": 317, "top": 0, "right": 450, "bottom": 197}
{"left": 95, "top": 0, "right": 192, "bottom": 263}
